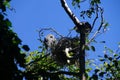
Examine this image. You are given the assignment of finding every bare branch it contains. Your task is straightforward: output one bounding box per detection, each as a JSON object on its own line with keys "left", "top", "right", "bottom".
{"left": 98, "top": 7, "right": 104, "bottom": 31}
{"left": 87, "top": 6, "right": 104, "bottom": 44}
{"left": 91, "top": 4, "right": 99, "bottom": 30}
{"left": 60, "top": 0, "right": 82, "bottom": 26}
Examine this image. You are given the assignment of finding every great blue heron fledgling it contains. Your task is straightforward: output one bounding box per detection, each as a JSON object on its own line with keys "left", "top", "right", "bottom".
{"left": 44, "top": 34, "right": 57, "bottom": 49}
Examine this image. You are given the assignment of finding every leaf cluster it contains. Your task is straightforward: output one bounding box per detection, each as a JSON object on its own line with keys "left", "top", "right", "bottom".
{"left": 0, "top": 1, "right": 30, "bottom": 79}
{"left": 90, "top": 46, "right": 120, "bottom": 80}
{"left": 24, "top": 50, "right": 81, "bottom": 80}
{"left": 0, "top": 0, "right": 11, "bottom": 12}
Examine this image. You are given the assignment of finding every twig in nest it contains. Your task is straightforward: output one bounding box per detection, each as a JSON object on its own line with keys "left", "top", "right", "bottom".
{"left": 38, "top": 27, "right": 63, "bottom": 38}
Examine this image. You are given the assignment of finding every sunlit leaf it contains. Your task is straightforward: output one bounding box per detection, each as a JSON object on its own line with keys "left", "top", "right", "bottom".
{"left": 3, "top": 1, "right": 10, "bottom": 8}
{"left": 103, "top": 22, "right": 109, "bottom": 28}
{"left": 5, "top": 19, "right": 12, "bottom": 27}
{"left": 113, "top": 60, "right": 118, "bottom": 68}
{"left": 104, "top": 62, "right": 108, "bottom": 67}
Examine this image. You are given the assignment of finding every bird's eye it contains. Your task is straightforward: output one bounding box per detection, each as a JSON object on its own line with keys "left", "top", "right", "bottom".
{"left": 50, "top": 36, "right": 53, "bottom": 38}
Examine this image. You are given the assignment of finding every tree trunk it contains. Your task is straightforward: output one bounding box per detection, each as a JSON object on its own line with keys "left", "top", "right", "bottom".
{"left": 79, "top": 32, "right": 86, "bottom": 80}
{"left": 60, "top": 0, "right": 86, "bottom": 80}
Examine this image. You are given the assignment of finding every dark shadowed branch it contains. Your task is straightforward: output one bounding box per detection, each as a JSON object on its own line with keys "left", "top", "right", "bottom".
{"left": 54, "top": 71, "right": 80, "bottom": 76}
{"left": 26, "top": 53, "right": 50, "bottom": 66}
{"left": 36, "top": 69, "right": 80, "bottom": 77}
{"left": 91, "top": 4, "right": 99, "bottom": 30}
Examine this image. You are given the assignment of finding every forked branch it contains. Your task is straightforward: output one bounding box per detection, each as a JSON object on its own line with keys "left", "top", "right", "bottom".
{"left": 87, "top": 6, "right": 104, "bottom": 44}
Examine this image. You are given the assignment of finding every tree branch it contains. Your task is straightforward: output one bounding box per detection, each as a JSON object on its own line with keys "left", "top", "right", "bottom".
{"left": 60, "top": 0, "right": 82, "bottom": 26}
{"left": 87, "top": 6, "right": 104, "bottom": 44}
{"left": 91, "top": 4, "right": 99, "bottom": 30}
{"left": 54, "top": 71, "right": 80, "bottom": 76}
{"left": 32, "top": 69, "right": 80, "bottom": 77}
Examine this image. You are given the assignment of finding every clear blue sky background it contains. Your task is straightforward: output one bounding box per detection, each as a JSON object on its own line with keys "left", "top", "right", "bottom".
{"left": 7, "top": 0, "right": 120, "bottom": 58}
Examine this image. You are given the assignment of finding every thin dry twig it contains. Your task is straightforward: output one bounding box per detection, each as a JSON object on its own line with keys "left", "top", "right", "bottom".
{"left": 38, "top": 27, "right": 63, "bottom": 38}
{"left": 91, "top": 4, "right": 99, "bottom": 30}
{"left": 98, "top": 7, "right": 104, "bottom": 31}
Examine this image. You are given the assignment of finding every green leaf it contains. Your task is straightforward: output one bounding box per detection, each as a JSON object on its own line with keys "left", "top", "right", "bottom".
{"left": 114, "top": 54, "right": 118, "bottom": 57}
{"left": 86, "top": 68, "right": 92, "bottom": 72}
{"left": 22, "top": 45, "right": 30, "bottom": 51}
{"left": 84, "top": 45, "right": 90, "bottom": 51}
{"left": 91, "top": 1, "right": 94, "bottom": 6}
{"left": 3, "top": 1, "right": 10, "bottom": 8}
{"left": 6, "top": 20, "right": 12, "bottom": 27}
{"left": 108, "top": 57, "right": 113, "bottom": 61}
{"left": 100, "top": 41, "right": 106, "bottom": 43}
{"left": 72, "top": 1, "right": 75, "bottom": 6}
{"left": 104, "top": 62, "right": 108, "bottom": 67}
{"left": 103, "top": 22, "right": 109, "bottom": 28}
{"left": 118, "top": 42, "right": 120, "bottom": 45}
{"left": 104, "top": 54, "right": 108, "bottom": 58}
{"left": 91, "top": 46, "right": 95, "bottom": 51}
{"left": 108, "top": 49, "right": 114, "bottom": 54}
{"left": 106, "top": 64, "right": 111, "bottom": 71}
{"left": 76, "top": 0, "right": 80, "bottom": 3}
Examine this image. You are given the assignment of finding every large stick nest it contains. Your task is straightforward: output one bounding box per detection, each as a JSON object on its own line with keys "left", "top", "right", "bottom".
{"left": 51, "top": 37, "right": 80, "bottom": 65}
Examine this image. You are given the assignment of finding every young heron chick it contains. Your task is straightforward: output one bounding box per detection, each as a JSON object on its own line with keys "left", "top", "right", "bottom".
{"left": 44, "top": 34, "right": 57, "bottom": 49}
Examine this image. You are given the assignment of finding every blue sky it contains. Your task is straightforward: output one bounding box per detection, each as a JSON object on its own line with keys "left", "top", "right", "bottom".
{"left": 7, "top": 0, "right": 120, "bottom": 57}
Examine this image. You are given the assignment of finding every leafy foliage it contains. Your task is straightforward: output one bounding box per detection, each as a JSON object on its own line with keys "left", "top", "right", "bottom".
{"left": 0, "top": 0, "right": 11, "bottom": 12}
{"left": 24, "top": 37, "right": 81, "bottom": 80}
{"left": 90, "top": 46, "right": 120, "bottom": 80}
{"left": 0, "top": 0, "right": 28, "bottom": 79}
{"left": 72, "top": 0, "right": 81, "bottom": 8}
